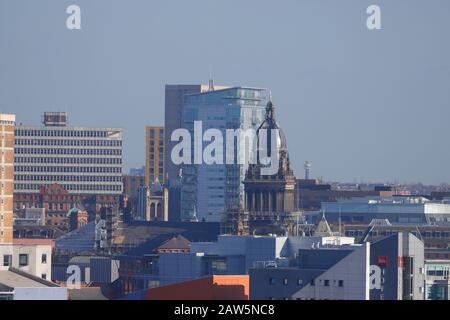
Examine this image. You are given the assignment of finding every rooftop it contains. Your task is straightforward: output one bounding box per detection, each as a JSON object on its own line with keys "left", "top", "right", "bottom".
{"left": 0, "top": 268, "right": 59, "bottom": 289}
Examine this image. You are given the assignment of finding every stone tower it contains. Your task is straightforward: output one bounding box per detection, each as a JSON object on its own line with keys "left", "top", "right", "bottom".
{"left": 244, "top": 94, "right": 297, "bottom": 235}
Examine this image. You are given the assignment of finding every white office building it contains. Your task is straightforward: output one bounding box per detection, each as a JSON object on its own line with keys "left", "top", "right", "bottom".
{"left": 14, "top": 112, "right": 123, "bottom": 195}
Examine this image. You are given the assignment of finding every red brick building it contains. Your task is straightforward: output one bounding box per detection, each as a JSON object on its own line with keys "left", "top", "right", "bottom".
{"left": 14, "top": 183, "right": 118, "bottom": 230}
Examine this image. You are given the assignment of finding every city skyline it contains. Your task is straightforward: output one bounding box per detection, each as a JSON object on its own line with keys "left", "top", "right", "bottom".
{"left": 2, "top": 0, "right": 450, "bottom": 184}
{"left": 2, "top": 1, "right": 450, "bottom": 304}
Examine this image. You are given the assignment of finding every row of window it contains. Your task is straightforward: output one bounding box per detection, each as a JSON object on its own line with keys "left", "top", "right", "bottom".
{"left": 269, "top": 277, "right": 344, "bottom": 288}
{"left": 15, "top": 129, "right": 118, "bottom": 138}
{"left": 346, "top": 230, "right": 450, "bottom": 238}
{"left": 426, "top": 265, "right": 450, "bottom": 277}
{"left": 148, "top": 130, "right": 164, "bottom": 139}
{"left": 3, "top": 253, "right": 47, "bottom": 267}
{"left": 14, "top": 175, "right": 122, "bottom": 182}
{"left": 14, "top": 183, "right": 122, "bottom": 192}
{"left": 15, "top": 148, "right": 122, "bottom": 156}
{"left": 14, "top": 166, "right": 121, "bottom": 174}
{"left": 15, "top": 157, "right": 122, "bottom": 165}
{"left": 15, "top": 138, "right": 122, "bottom": 147}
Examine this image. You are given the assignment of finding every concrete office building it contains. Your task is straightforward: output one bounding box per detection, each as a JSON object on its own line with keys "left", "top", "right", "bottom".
{"left": 180, "top": 87, "right": 266, "bottom": 222}
{"left": 145, "top": 126, "right": 164, "bottom": 185}
{"left": 0, "top": 114, "right": 15, "bottom": 244}
{"left": 14, "top": 112, "right": 123, "bottom": 196}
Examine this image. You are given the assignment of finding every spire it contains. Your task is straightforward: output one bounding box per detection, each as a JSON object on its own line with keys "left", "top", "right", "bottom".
{"left": 313, "top": 210, "right": 333, "bottom": 237}
{"left": 208, "top": 68, "right": 215, "bottom": 91}
{"left": 266, "top": 90, "right": 275, "bottom": 120}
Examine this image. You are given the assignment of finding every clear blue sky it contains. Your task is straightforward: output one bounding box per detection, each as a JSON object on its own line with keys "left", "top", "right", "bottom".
{"left": 1, "top": 0, "right": 450, "bottom": 184}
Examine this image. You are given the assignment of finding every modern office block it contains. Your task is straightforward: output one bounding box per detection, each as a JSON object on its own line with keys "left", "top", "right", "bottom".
{"left": 14, "top": 112, "right": 123, "bottom": 195}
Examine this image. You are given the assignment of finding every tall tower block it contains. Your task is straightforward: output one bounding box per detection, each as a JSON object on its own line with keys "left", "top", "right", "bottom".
{"left": 0, "top": 114, "right": 15, "bottom": 244}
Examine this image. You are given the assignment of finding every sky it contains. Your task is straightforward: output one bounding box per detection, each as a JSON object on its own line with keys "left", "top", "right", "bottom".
{"left": 1, "top": 0, "right": 450, "bottom": 185}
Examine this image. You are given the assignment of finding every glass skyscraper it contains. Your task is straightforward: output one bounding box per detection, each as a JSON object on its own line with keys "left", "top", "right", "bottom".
{"left": 180, "top": 87, "right": 266, "bottom": 222}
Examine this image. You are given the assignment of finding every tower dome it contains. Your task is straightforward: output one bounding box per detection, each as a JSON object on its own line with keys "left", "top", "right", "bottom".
{"left": 243, "top": 91, "right": 297, "bottom": 236}
{"left": 256, "top": 93, "right": 287, "bottom": 163}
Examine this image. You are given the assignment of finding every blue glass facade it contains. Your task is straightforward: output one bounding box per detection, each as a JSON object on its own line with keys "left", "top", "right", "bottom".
{"left": 180, "top": 87, "right": 266, "bottom": 222}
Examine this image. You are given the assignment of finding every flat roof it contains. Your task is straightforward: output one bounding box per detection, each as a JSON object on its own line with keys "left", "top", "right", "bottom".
{"left": 15, "top": 126, "right": 122, "bottom": 131}
{"left": 0, "top": 114, "right": 16, "bottom": 121}
{"left": 185, "top": 86, "right": 266, "bottom": 98}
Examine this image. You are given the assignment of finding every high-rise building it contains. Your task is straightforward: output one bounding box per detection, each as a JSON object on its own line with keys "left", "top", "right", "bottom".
{"left": 164, "top": 84, "right": 229, "bottom": 184}
{"left": 0, "top": 114, "right": 15, "bottom": 244}
{"left": 180, "top": 87, "right": 266, "bottom": 222}
{"left": 13, "top": 112, "right": 123, "bottom": 197}
{"left": 164, "top": 85, "right": 207, "bottom": 185}
{"left": 145, "top": 126, "right": 164, "bottom": 185}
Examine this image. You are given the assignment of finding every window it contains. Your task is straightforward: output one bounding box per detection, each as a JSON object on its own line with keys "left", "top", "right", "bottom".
{"left": 19, "top": 254, "right": 28, "bottom": 266}
{"left": 3, "top": 255, "right": 12, "bottom": 267}
{"left": 297, "top": 278, "right": 303, "bottom": 286}
{"left": 269, "top": 277, "right": 276, "bottom": 285}
{"left": 41, "top": 274, "right": 47, "bottom": 280}
{"left": 324, "top": 280, "right": 330, "bottom": 287}
{"left": 283, "top": 278, "right": 288, "bottom": 286}
{"left": 338, "top": 280, "right": 344, "bottom": 287}
{"left": 41, "top": 254, "right": 47, "bottom": 264}
{"left": 310, "top": 279, "right": 315, "bottom": 286}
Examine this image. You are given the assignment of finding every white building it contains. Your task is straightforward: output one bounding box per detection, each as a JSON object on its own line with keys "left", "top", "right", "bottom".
{"left": 0, "top": 243, "right": 52, "bottom": 280}
{"left": 14, "top": 112, "right": 123, "bottom": 196}
{"left": 0, "top": 268, "right": 67, "bottom": 300}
